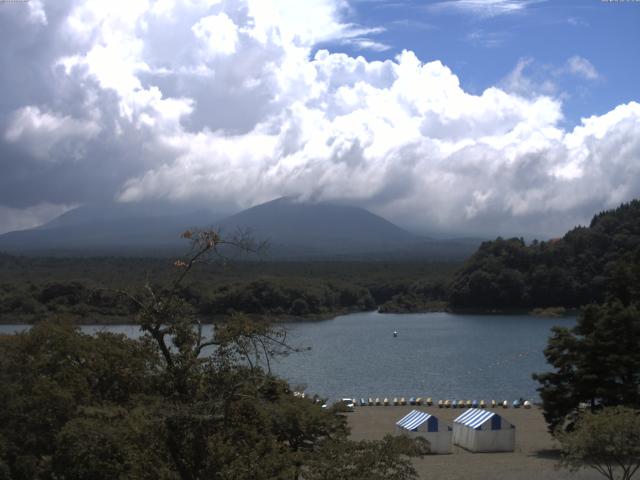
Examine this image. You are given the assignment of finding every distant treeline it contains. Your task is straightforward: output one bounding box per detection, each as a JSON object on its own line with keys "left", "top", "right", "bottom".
{"left": 449, "top": 200, "right": 640, "bottom": 310}
{"left": 0, "top": 256, "right": 456, "bottom": 323}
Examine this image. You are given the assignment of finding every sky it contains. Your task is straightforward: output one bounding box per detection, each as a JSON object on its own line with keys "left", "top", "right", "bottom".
{"left": 0, "top": 0, "right": 639, "bottom": 238}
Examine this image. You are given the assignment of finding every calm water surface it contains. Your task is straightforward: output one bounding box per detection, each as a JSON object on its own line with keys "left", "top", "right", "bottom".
{"left": 1, "top": 311, "right": 575, "bottom": 402}
{"left": 272, "top": 311, "right": 575, "bottom": 402}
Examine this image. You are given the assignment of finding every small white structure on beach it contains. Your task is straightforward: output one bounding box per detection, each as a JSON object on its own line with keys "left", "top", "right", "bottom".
{"left": 453, "top": 408, "right": 515, "bottom": 452}
{"left": 396, "top": 410, "right": 452, "bottom": 454}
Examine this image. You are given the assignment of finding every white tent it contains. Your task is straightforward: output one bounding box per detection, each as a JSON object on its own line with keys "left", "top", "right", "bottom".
{"left": 453, "top": 408, "right": 515, "bottom": 452}
{"left": 396, "top": 410, "right": 452, "bottom": 454}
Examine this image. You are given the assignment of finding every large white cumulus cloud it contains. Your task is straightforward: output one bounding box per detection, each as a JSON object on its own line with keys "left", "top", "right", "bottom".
{"left": 1, "top": 0, "right": 639, "bottom": 237}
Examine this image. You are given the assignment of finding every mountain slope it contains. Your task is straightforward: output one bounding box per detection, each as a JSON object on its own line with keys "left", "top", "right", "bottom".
{"left": 0, "top": 204, "right": 223, "bottom": 255}
{"left": 36, "top": 202, "right": 201, "bottom": 230}
{"left": 215, "top": 197, "right": 420, "bottom": 256}
{"left": 0, "top": 198, "right": 479, "bottom": 259}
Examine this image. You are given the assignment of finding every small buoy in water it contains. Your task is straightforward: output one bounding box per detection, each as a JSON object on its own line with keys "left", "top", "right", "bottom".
{"left": 393, "top": 331, "right": 398, "bottom": 337}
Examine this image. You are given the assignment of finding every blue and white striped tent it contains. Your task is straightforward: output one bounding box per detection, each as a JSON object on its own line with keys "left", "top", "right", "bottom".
{"left": 397, "top": 410, "right": 438, "bottom": 432}
{"left": 396, "top": 410, "right": 451, "bottom": 454}
{"left": 453, "top": 408, "right": 515, "bottom": 452}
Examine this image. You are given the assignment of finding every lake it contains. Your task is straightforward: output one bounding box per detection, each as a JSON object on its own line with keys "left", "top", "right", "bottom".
{"left": 0, "top": 311, "right": 574, "bottom": 402}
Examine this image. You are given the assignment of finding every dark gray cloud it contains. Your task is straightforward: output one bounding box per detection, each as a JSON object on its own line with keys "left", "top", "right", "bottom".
{"left": 0, "top": 0, "right": 639, "bottom": 238}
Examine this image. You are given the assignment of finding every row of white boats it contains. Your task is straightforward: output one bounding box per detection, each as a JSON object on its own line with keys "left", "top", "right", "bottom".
{"left": 291, "top": 392, "right": 533, "bottom": 409}
{"left": 346, "top": 397, "right": 532, "bottom": 409}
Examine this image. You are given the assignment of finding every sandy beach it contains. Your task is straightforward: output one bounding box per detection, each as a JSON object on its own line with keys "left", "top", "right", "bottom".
{"left": 347, "top": 405, "right": 601, "bottom": 480}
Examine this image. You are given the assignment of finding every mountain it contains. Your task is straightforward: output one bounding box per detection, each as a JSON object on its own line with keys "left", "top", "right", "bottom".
{"left": 214, "top": 197, "right": 479, "bottom": 259}
{"left": 0, "top": 203, "right": 225, "bottom": 255}
{"left": 36, "top": 202, "right": 196, "bottom": 230}
{"left": 0, "top": 198, "right": 480, "bottom": 259}
{"left": 215, "top": 197, "right": 416, "bottom": 256}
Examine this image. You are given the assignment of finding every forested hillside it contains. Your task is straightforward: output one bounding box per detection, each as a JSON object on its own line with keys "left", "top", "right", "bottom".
{"left": 450, "top": 200, "right": 640, "bottom": 310}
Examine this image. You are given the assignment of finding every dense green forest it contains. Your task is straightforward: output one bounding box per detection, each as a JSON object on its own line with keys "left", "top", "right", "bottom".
{"left": 2, "top": 200, "right": 640, "bottom": 323}
{"left": 529, "top": 203, "right": 640, "bottom": 443}
{"left": 0, "top": 255, "right": 456, "bottom": 323}
{"left": 450, "top": 200, "right": 640, "bottom": 311}
{"left": 0, "top": 231, "right": 429, "bottom": 479}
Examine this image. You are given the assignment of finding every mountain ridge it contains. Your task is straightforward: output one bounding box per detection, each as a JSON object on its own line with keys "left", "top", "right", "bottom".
{"left": 0, "top": 198, "right": 480, "bottom": 260}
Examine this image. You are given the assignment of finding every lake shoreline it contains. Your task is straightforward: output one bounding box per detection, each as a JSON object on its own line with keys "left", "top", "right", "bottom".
{"left": 0, "top": 305, "right": 580, "bottom": 325}
{"left": 0, "top": 308, "right": 373, "bottom": 326}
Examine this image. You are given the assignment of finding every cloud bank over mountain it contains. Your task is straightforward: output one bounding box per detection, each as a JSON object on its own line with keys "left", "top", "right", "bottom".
{"left": 1, "top": 0, "right": 639, "bottom": 236}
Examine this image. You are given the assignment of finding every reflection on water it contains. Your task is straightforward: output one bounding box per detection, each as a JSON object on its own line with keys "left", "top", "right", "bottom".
{"left": 0, "top": 311, "right": 574, "bottom": 402}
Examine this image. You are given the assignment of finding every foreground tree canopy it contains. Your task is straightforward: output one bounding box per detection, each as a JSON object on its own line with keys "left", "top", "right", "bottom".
{"left": 0, "top": 231, "right": 426, "bottom": 480}
{"left": 533, "top": 301, "right": 640, "bottom": 432}
{"left": 557, "top": 406, "right": 640, "bottom": 480}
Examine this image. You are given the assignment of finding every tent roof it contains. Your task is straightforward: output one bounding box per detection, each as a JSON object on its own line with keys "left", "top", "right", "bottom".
{"left": 454, "top": 409, "right": 499, "bottom": 429}
{"left": 396, "top": 410, "right": 433, "bottom": 431}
